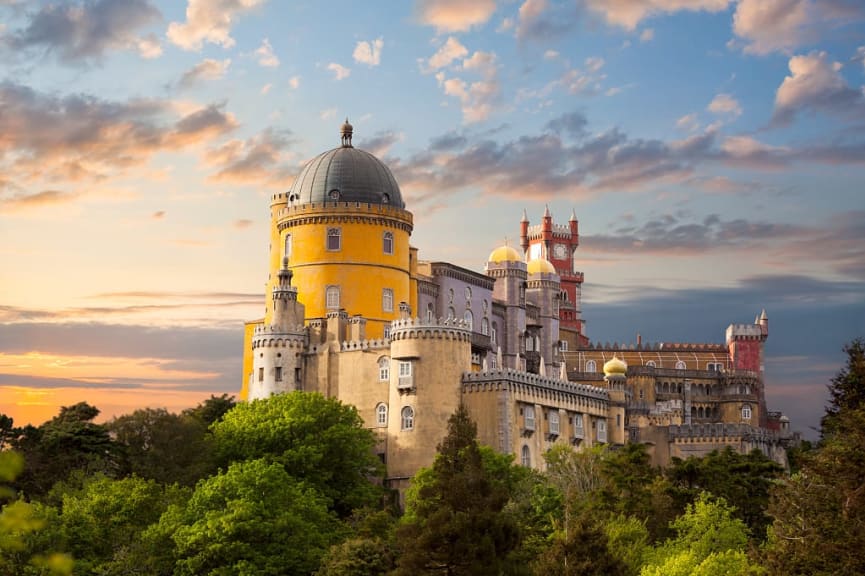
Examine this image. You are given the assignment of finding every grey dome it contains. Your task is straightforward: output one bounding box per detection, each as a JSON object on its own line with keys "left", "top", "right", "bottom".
{"left": 288, "top": 145, "right": 404, "bottom": 208}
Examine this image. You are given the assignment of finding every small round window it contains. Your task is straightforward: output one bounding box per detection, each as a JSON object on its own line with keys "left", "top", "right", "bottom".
{"left": 329, "top": 189, "right": 340, "bottom": 200}
{"left": 382, "top": 193, "right": 390, "bottom": 204}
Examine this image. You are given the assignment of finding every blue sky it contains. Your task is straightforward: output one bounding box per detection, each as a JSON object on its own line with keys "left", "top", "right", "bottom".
{"left": 0, "top": 0, "right": 863, "bottom": 438}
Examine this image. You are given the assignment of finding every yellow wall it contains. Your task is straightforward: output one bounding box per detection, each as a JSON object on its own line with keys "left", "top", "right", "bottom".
{"left": 275, "top": 205, "right": 413, "bottom": 339}
{"left": 240, "top": 320, "right": 262, "bottom": 400}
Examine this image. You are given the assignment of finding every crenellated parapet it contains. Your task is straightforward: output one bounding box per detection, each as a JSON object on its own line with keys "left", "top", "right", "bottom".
{"left": 340, "top": 338, "right": 391, "bottom": 351}
{"left": 463, "top": 370, "right": 608, "bottom": 403}
{"left": 668, "top": 423, "right": 781, "bottom": 442}
{"left": 389, "top": 317, "right": 471, "bottom": 342}
{"left": 275, "top": 201, "right": 414, "bottom": 233}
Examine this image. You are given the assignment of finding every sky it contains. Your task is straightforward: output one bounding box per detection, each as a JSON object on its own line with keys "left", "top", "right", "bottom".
{"left": 0, "top": 0, "right": 863, "bottom": 439}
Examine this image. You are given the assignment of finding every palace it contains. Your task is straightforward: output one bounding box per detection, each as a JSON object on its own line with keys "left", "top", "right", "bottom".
{"left": 240, "top": 121, "right": 791, "bottom": 491}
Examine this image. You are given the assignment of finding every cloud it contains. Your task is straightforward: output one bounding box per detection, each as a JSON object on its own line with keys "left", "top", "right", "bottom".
{"left": 0, "top": 189, "right": 79, "bottom": 212}
{"left": 179, "top": 58, "right": 231, "bottom": 87}
{"left": 435, "top": 50, "right": 500, "bottom": 123}
{"left": 707, "top": 93, "right": 742, "bottom": 117}
{"left": 206, "top": 128, "right": 295, "bottom": 186}
{"left": 1, "top": 0, "right": 162, "bottom": 63}
{"left": 719, "top": 135, "right": 788, "bottom": 168}
{"left": 640, "top": 28, "right": 654, "bottom": 42}
{"left": 288, "top": 76, "right": 300, "bottom": 90}
{"left": 136, "top": 33, "right": 162, "bottom": 58}
{"left": 544, "top": 111, "right": 588, "bottom": 139}
{"left": 415, "top": 0, "right": 496, "bottom": 32}
{"left": 425, "top": 36, "right": 468, "bottom": 71}
{"left": 0, "top": 81, "right": 237, "bottom": 184}
{"left": 320, "top": 108, "right": 337, "bottom": 120}
{"left": 167, "top": 0, "right": 266, "bottom": 51}
{"left": 516, "top": 0, "right": 581, "bottom": 40}
{"left": 152, "top": 210, "right": 165, "bottom": 219}
{"left": 772, "top": 51, "right": 865, "bottom": 125}
{"left": 327, "top": 62, "right": 351, "bottom": 80}
{"left": 584, "top": 0, "right": 731, "bottom": 31}
{"left": 254, "top": 37, "right": 279, "bottom": 67}
{"left": 260, "top": 83, "right": 272, "bottom": 95}
{"left": 676, "top": 113, "right": 700, "bottom": 132}
{"left": 353, "top": 37, "right": 383, "bottom": 66}
{"left": 233, "top": 218, "right": 253, "bottom": 229}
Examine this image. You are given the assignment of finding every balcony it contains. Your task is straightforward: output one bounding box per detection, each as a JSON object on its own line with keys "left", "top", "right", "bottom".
{"left": 470, "top": 331, "right": 491, "bottom": 351}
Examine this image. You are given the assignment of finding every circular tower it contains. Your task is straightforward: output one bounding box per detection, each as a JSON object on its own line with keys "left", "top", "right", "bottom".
{"left": 270, "top": 120, "right": 414, "bottom": 338}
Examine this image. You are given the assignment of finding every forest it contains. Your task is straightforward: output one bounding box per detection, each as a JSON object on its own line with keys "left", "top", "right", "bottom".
{"left": 0, "top": 339, "right": 862, "bottom": 575}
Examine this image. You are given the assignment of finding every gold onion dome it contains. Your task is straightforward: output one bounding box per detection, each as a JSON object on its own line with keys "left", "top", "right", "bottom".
{"left": 527, "top": 258, "right": 556, "bottom": 275}
{"left": 488, "top": 245, "right": 522, "bottom": 263}
{"left": 603, "top": 356, "right": 628, "bottom": 376}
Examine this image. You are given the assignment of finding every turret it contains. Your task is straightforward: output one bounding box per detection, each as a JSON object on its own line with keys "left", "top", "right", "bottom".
{"left": 569, "top": 209, "right": 579, "bottom": 251}
{"left": 519, "top": 210, "right": 529, "bottom": 255}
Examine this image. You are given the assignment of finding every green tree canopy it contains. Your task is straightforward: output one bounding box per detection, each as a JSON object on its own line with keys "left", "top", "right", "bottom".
{"left": 211, "top": 392, "right": 381, "bottom": 516}
{"left": 820, "top": 338, "right": 865, "bottom": 437}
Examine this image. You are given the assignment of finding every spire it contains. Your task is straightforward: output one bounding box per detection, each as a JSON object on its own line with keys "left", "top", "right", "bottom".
{"left": 520, "top": 209, "right": 528, "bottom": 223}
{"left": 340, "top": 117, "right": 353, "bottom": 147}
{"left": 543, "top": 204, "right": 551, "bottom": 218}
{"left": 569, "top": 208, "right": 577, "bottom": 222}
{"left": 760, "top": 309, "right": 768, "bottom": 321}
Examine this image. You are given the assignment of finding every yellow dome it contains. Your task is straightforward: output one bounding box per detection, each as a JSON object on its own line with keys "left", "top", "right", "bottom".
{"left": 488, "top": 245, "right": 522, "bottom": 263}
{"left": 603, "top": 356, "right": 627, "bottom": 376}
{"left": 527, "top": 258, "right": 556, "bottom": 275}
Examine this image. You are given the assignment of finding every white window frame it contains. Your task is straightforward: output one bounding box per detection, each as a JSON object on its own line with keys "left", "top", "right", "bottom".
{"left": 549, "top": 410, "right": 560, "bottom": 435}
{"left": 524, "top": 405, "right": 535, "bottom": 430}
{"left": 326, "top": 227, "right": 341, "bottom": 251}
{"left": 463, "top": 310, "right": 473, "bottom": 331}
{"left": 521, "top": 445, "right": 531, "bottom": 467}
{"left": 573, "top": 413, "right": 584, "bottom": 437}
{"left": 597, "top": 419, "right": 607, "bottom": 443}
{"left": 426, "top": 303, "right": 434, "bottom": 322}
{"left": 401, "top": 406, "right": 414, "bottom": 430}
{"left": 326, "top": 285, "right": 340, "bottom": 309}
{"left": 383, "top": 231, "right": 394, "bottom": 255}
{"left": 383, "top": 324, "right": 391, "bottom": 339}
{"left": 491, "top": 324, "right": 497, "bottom": 345}
{"left": 560, "top": 340, "right": 568, "bottom": 351}
{"left": 675, "top": 360, "right": 687, "bottom": 370}
{"left": 646, "top": 360, "right": 656, "bottom": 368}
{"left": 742, "top": 404, "right": 752, "bottom": 420}
{"left": 382, "top": 288, "right": 394, "bottom": 313}
{"left": 376, "top": 403, "right": 388, "bottom": 426}
{"left": 586, "top": 360, "right": 597, "bottom": 373}
{"left": 378, "top": 357, "right": 389, "bottom": 381}
{"left": 399, "top": 361, "right": 412, "bottom": 378}
{"left": 481, "top": 317, "right": 489, "bottom": 336}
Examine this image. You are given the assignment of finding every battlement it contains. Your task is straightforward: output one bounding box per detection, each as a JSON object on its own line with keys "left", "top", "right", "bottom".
{"left": 463, "top": 369, "right": 609, "bottom": 402}
{"left": 577, "top": 341, "right": 727, "bottom": 352}
{"left": 668, "top": 423, "right": 780, "bottom": 442}
{"left": 526, "top": 223, "right": 573, "bottom": 239}
{"left": 340, "top": 338, "right": 390, "bottom": 352}
{"left": 275, "top": 201, "right": 414, "bottom": 232}
{"left": 390, "top": 317, "right": 471, "bottom": 342}
{"left": 726, "top": 323, "right": 765, "bottom": 343}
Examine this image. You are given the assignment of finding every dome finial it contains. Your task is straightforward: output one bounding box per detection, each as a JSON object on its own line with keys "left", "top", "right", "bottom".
{"left": 340, "top": 117, "right": 353, "bottom": 147}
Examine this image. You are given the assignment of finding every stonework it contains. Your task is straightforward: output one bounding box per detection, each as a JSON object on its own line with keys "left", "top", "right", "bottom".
{"left": 240, "top": 125, "right": 793, "bottom": 488}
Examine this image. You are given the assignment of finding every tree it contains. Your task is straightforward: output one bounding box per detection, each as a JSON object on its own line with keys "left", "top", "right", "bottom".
{"left": 153, "top": 458, "right": 341, "bottom": 576}
{"left": 211, "top": 392, "right": 382, "bottom": 516}
{"left": 531, "top": 511, "right": 630, "bottom": 576}
{"left": 12, "top": 403, "right": 117, "bottom": 498}
{"left": 183, "top": 394, "right": 236, "bottom": 426}
{"left": 394, "top": 404, "right": 520, "bottom": 575}
{"left": 820, "top": 338, "right": 865, "bottom": 437}
{"left": 317, "top": 537, "right": 395, "bottom": 576}
{"left": 640, "top": 493, "right": 760, "bottom": 576}
{"left": 108, "top": 408, "right": 215, "bottom": 486}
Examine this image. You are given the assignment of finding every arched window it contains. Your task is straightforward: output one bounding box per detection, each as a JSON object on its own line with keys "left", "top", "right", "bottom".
{"left": 401, "top": 406, "right": 414, "bottom": 430}
{"left": 646, "top": 360, "right": 656, "bottom": 368}
{"left": 521, "top": 445, "right": 531, "bottom": 467}
{"left": 464, "top": 286, "right": 472, "bottom": 300}
{"left": 741, "top": 404, "right": 752, "bottom": 420}
{"left": 326, "top": 227, "right": 341, "bottom": 251}
{"left": 383, "top": 231, "right": 394, "bottom": 255}
{"left": 675, "top": 360, "right": 687, "bottom": 370}
{"left": 549, "top": 411, "right": 560, "bottom": 435}
{"left": 586, "top": 360, "right": 597, "bottom": 373}
{"left": 426, "top": 303, "right": 434, "bottom": 322}
{"left": 491, "top": 323, "right": 498, "bottom": 345}
{"left": 378, "top": 357, "right": 389, "bottom": 381}
{"left": 524, "top": 405, "right": 535, "bottom": 430}
{"left": 326, "top": 285, "right": 340, "bottom": 309}
{"left": 382, "top": 288, "right": 394, "bottom": 312}
{"left": 481, "top": 317, "right": 489, "bottom": 336}
{"left": 463, "top": 310, "right": 473, "bottom": 331}
{"left": 376, "top": 403, "right": 388, "bottom": 426}
{"left": 447, "top": 307, "right": 455, "bottom": 320}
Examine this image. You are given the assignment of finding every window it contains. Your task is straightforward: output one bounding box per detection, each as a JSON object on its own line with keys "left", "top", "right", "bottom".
{"left": 707, "top": 362, "right": 722, "bottom": 372}
{"left": 327, "top": 227, "right": 341, "bottom": 251}
{"left": 463, "top": 310, "right": 473, "bottom": 331}
{"left": 616, "top": 414, "right": 621, "bottom": 428}
{"left": 382, "top": 193, "right": 390, "bottom": 204}
{"left": 284, "top": 234, "right": 292, "bottom": 261}
{"left": 481, "top": 317, "right": 489, "bottom": 335}
{"left": 490, "top": 355, "right": 497, "bottom": 370}
{"left": 399, "top": 361, "right": 412, "bottom": 378}
{"left": 524, "top": 405, "right": 535, "bottom": 430}
{"left": 586, "top": 360, "right": 597, "bottom": 373}
{"left": 398, "top": 361, "right": 413, "bottom": 389}
{"left": 597, "top": 419, "right": 607, "bottom": 443}
{"left": 326, "top": 285, "right": 340, "bottom": 309}
{"left": 465, "top": 286, "right": 472, "bottom": 300}
{"left": 383, "top": 231, "right": 394, "bottom": 255}
{"left": 646, "top": 360, "right": 656, "bottom": 368}
{"left": 560, "top": 340, "right": 568, "bottom": 351}
{"left": 382, "top": 288, "right": 394, "bottom": 312}
{"left": 447, "top": 307, "right": 455, "bottom": 320}
{"left": 275, "top": 367, "right": 283, "bottom": 382}
{"left": 742, "top": 404, "right": 752, "bottom": 420}
{"left": 383, "top": 324, "right": 391, "bottom": 339}
{"left": 378, "top": 357, "right": 389, "bottom": 381}
{"left": 258, "top": 367, "right": 264, "bottom": 382}
{"left": 426, "top": 303, "right": 434, "bottom": 322}
{"left": 448, "top": 288, "right": 454, "bottom": 303}
{"left": 491, "top": 324, "right": 497, "bottom": 345}
{"left": 573, "top": 413, "right": 584, "bottom": 437}
{"left": 639, "top": 389, "right": 644, "bottom": 400}
{"left": 521, "top": 445, "right": 531, "bottom": 467}
{"left": 549, "top": 411, "right": 560, "bottom": 435}
{"left": 401, "top": 406, "right": 414, "bottom": 430}
{"left": 675, "top": 360, "right": 687, "bottom": 369}
{"left": 376, "top": 403, "right": 388, "bottom": 426}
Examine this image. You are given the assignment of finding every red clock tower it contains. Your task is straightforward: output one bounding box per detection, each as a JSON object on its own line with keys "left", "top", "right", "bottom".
{"left": 520, "top": 207, "right": 587, "bottom": 347}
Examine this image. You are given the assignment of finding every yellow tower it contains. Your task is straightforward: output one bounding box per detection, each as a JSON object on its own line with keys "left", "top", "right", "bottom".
{"left": 270, "top": 119, "right": 413, "bottom": 338}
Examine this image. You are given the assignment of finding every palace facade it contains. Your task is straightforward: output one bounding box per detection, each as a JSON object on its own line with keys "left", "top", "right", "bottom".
{"left": 240, "top": 121, "right": 791, "bottom": 490}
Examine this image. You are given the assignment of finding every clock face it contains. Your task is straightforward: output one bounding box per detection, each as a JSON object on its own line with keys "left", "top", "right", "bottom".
{"left": 553, "top": 243, "right": 568, "bottom": 259}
